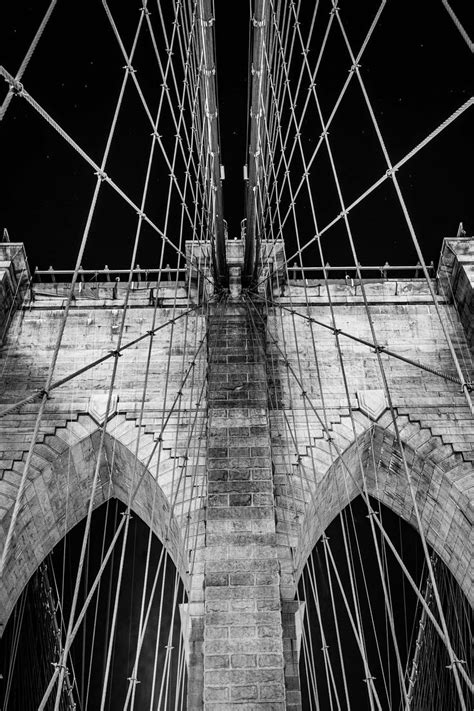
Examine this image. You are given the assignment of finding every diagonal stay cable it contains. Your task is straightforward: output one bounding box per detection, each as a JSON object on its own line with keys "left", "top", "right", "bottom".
{"left": 441, "top": 0, "right": 473, "bottom": 52}
{"left": 0, "top": 0, "right": 58, "bottom": 121}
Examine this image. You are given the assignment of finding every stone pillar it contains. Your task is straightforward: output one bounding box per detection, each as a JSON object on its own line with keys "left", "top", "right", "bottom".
{"left": 0, "top": 242, "right": 30, "bottom": 344}
{"left": 437, "top": 235, "right": 474, "bottom": 350}
{"left": 195, "top": 304, "right": 289, "bottom": 709}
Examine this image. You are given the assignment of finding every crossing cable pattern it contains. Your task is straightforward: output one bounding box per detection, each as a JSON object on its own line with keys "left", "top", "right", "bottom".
{"left": 246, "top": 0, "right": 472, "bottom": 706}
{"left": 0, "top": 1, "right": 472, "bottom": 709}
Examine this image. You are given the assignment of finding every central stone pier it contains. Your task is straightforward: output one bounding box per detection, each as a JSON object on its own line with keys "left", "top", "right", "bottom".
{"left": 186, "top": 302, "right": 301, "bottom": 709}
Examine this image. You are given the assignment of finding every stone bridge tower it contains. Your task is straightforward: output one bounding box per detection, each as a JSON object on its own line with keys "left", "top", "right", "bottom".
{"left": 0, "top": 236, "right": 472, "bottom": 708}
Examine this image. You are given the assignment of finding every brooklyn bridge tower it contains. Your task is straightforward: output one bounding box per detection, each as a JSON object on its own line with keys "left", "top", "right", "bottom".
{"left": 0, "top": 1, "right": 472, "bottom": 709}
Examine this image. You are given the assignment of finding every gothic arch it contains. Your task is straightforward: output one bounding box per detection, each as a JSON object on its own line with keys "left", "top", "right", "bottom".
{"left": 292, "top": 420, "right": 473, "bottom": 606}
{"left": 0, "top": 424, "right": 188, "bottom": 631}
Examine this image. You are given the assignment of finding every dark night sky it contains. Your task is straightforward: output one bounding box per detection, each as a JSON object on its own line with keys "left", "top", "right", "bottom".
{"left": 0, "top": 1, "right": 472, "bottom": 272}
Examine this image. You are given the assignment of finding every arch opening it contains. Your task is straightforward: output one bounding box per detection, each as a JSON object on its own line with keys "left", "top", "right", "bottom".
{"left": 1, "top": 498, "right": 188, "bottom": 710}
{"left": 298, "top": 496, "right": 472, "bottom": 711}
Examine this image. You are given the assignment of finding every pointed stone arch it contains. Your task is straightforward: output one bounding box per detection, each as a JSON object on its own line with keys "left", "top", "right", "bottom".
{"left": 290, "top": 418, "right": 473, "bottom": 606}
{"left": 0, "top": 420, "right": 189, "bottom": 631}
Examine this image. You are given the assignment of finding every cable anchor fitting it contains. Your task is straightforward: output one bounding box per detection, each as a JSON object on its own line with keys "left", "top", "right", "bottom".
{"left": 385, "top": 167, "right": 398, "bottom": 178}
{"left": 349, "top": 63, "right": 361, "bottom": 73}
{"left": 109, "top": 349, "right": 122, "bottom": 358}
{"left": 10, "top": 80, "right": 24, "bottom": 95}
{"left": 123, "top": 64, "right": 137, "bottom": 74}
{"left": 94, "top": 170, "right": 108, "bottom": 181}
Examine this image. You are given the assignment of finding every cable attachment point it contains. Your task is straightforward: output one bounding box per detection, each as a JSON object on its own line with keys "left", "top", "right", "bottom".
{"left": 123, "top": 64, "right": 137, "bottom": 74}
{"left": 140, "top": 6, "right": 151, "bottom": 16}
{"left": 330, "top": 4, "right": 340, "bottom": 15}
{"left": 349, "top": 63, "right": 361, "bottom": 73}
{"left": 385, "top": 167, "right": 398, "bottom": 178}
{"left": 10, "top": 80, "right": 24, "bottom": 96}
{"left": 446, "top": 658, "right": 466, "bottom": 670}
{"left": 319, "top": 130, "right": 329, "bottom": 138}
{"left": 109, "top": 349, "right": 122, "bottom": 358}
{"left": 199, "top": 16, "right": 215, "bottom": 27}
{"left": 151, "top": 131, "right": 162, "bottom": 141}
{"left": 94, "top": 170, "right": 108, "bottom": 181}
{"left": 252, "top": 16, "right": 266, "bottom": 28}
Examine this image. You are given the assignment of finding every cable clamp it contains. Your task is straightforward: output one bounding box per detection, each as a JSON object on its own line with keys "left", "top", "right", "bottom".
{"left": 366, "top": 510, "right": 379, "bottom": 518}
{"left": 320, "top": 130, "right": 329, "bottom": 138}
{"left": 121, "top": 510, "right": 133, "bottom": 519}
{"left": 140, "top": 6, "right": 151, "bottom": 15}
{"left": 339, "top": 209, "right": 349, "bottom": 217}
{"left": 127, "top": 675, "right": 141, "bottom": 684}
{"left": 160, "top": 82, "right": 169, "bottom": 91}
{"left": 151, "top": 131, "right": 162, "bottom": 140}
{"left": 51, "top": 661, "right": 68, "bottom": 671}
{"left": 301, "top": 48, "right": 309, "bottom": 56}
{"left": 349, "top": 63, "right": 361, "bottom": 73}
{"left": 330, "top": 4, "right": 340, "bottom": 15}
{"left": 199, "top": 16, "right": 215, "bottom": 27}
{"left": 363, "top": 675, "right": 376, "bottom": 683}
{"left": 39, "top": 389, "right": 51, "bottom": 400}
{"left": 94, "top": 170, "right": 108, "bottom": 181}
{"left": 10, "top": 79, "right": 24, "bottom": 95}
{"left": 109, "top": 349, "right": 122, "bottom": 358}
{"left": 252, "top": 16, "right": 266, "bottom": 28}
{"left": 203, "top": 67, "right": 216, "bottom": 77}
{"left": 446, "top": 658, "right": 466, "bottom": 669}
{"left": 165, "top": 48, "right": 174, "bottom": 57}
{"left": 385, "top": 167, "right": 398, "bottom": 178}
{"left": 123, "top": 64, "right": 137, "bottom": 74}
{"left": 136, "top": 210, "right": 145, "bottom": 219}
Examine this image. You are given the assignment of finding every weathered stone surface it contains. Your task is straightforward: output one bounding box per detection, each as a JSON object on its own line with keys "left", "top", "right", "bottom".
{"left": 0, "top": 238, "right": 473, "bottom": 708}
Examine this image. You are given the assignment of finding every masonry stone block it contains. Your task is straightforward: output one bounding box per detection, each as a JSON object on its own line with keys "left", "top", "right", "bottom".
{"left": 0, "top": 240, "right": 473, "bottom": 703}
